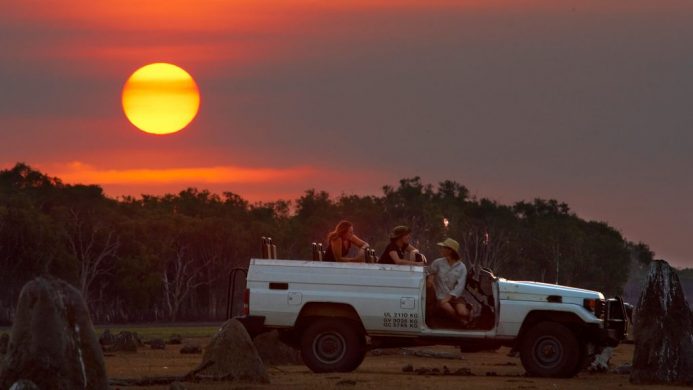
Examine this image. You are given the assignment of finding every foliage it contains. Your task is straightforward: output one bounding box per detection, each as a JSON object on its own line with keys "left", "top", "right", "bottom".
{"left": 0, "top": 165, "right": 635, "bottom": 323}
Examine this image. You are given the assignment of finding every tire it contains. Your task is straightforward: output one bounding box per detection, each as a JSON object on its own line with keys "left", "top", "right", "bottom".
{"left": 300, "top": 318, "right": 366, "bottom": 373}
{"left": 519, "top": 321, "right": 580, "bottom": 378}
{"left": 569, "top": 342, "right": 589, "bottom": 376}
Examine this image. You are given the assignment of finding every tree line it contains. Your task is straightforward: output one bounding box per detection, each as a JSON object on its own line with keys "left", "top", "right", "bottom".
{"left": 0, "top": 163, "right": 652, "bottom": 324}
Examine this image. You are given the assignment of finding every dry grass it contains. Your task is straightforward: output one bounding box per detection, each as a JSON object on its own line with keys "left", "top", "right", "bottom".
{"left": 96, "top": 324, "right": 222, "bottom": 340}
{"left": 104, "top": 334, "right": 690, "bottom": 390}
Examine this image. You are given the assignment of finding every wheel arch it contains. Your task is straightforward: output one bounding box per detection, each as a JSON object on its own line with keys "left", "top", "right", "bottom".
{"left": 516, "top": 310, "right": 587, "bottom": 345}
{"left": 295, "top": 302, "right": 365, "bottom": 334}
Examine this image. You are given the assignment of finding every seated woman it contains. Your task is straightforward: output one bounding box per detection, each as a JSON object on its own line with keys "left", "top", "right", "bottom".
{"left": 426, "top": 238, "right": 470, "bottom": 325}
{"left": 323, "top": 220, "right": 369, "bottom": 262}
{"left": 378, "top": 226, "right": 426, "bottom": 265}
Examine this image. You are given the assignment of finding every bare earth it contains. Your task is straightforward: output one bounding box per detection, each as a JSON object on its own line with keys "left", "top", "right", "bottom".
{"left": 105, "top": 338, "right": 686, "bottom": 390}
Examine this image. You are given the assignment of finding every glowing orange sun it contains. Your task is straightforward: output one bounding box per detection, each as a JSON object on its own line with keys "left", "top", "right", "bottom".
{"left": 122, "top": 63, "right": 200, "bottom": 135}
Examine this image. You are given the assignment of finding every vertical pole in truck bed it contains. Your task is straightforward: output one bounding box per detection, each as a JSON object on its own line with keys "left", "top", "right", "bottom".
{"left": 226, "top": 267, "right": 248, "bottom": 319}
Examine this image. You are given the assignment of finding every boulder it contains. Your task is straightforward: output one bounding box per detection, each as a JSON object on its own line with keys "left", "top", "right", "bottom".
{"left": 252, "top": 330, "right": 301, "bottom": 365}
{"left": 98, "top": 329, "right": 115, "bottom": 347}
{"left": 612, "top": 363, "right": 632, "bottom": 375}
{"left": 452, "top": 367, "right": 473, "bottom": 376}
{"left": 133, "top": 332, "right": 144, "bottom": 346}
{"left": 630, "top": 260, "right": 693, "bottom": 385}
{"left": 194, "top": 319, "right": 268, "bottom": 382}
{"left": 148, "top": 338, "right": 166, "bottom": 350}
{"left": 169, "top": 381, "right": 186, "bottom": 390}
{"left": 0, "top": 333, "right": 9, "bottom": 355}
{"left": 0, "top": 276, "right": 108, "bottom": 390}
{"left": 168, "top": 334, "right": 183, "bottom": 345}
{"left": 180, "top": 344, "right": 201, "bottom": 354}
{"left": 8, "top": 379, "right": 39, "bottom": 390}
{"left": 111, "top": 331, "right": 139, "bottom": 352}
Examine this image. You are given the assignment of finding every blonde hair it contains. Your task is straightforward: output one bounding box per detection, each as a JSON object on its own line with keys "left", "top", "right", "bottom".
{"left": 327, "top": 220, "right": 353, "bottom": 243}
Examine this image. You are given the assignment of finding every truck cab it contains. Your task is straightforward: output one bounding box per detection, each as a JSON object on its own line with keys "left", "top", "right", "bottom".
{"left": 238, "top": 259, "right": 627, "bottom": 377}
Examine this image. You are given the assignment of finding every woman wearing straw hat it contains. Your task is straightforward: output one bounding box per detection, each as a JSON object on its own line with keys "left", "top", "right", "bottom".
{"left": 378, "top": 225, "right": 426, "bottom": 265}
{"left": 426, "top": 238, "right": 470, "bottom": 324}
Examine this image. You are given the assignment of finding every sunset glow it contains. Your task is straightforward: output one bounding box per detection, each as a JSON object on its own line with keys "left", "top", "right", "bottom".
{"left": 122, "top": 63, "right": 200, "bottom": 135}
{"left": 51, "top": 162, "right": 315, "bottom": 185}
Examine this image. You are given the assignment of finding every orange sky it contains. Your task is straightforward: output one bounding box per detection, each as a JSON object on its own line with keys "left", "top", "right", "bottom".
{"left": 1, "top": 0, "right": 692, "bottom": 266}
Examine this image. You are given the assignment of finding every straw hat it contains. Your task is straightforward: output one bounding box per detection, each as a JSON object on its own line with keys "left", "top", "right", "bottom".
{"left": 437, "top": 238, "right": 461, "bottom": 257}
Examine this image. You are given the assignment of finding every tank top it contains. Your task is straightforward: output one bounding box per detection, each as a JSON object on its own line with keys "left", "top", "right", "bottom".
{"left": 378, "top": 241, "right": 407, "bottom": 264}
{"left": 323, "top": 239, "right": 351, "bottom": 262}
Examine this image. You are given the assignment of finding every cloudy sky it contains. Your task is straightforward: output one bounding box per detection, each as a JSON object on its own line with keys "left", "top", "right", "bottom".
{"left": 1, "top": 1, "right": 691, "bottom": 266}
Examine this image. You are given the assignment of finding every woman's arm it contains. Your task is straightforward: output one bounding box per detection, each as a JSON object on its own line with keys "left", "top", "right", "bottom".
{"left": 332, "top": 239, "right": 365, "bottom": 263}
{"left": 388, "top": 250, "right": 423, "bottom": 265}
{"left": 402, "top": 245, "right": 426, "bottom": 263}
{"left": 448, "top": 266, "right": 468, "bottom": 297}
{"left": 349, "top": 234, "right": 369, "bottom": 248}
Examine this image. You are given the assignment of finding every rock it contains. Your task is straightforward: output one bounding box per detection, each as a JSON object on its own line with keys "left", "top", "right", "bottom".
{"left": 99, "top": 329, "right": 115, "bottom": 347}
{"left": 9, "top": 379, "right": 39, "bottom": 390}
{"left": 430, "top": 367, "right": 441, "bottom": 375}
{"left": 180, "top": 344, "right": 202, "bottom": 354}
{"left": 630, "top": 260, "right": 693, "bottom": 385}
{"left": 414, "top": 367, "right": 430, "bottom": 375}
{"left": 0, "top": 333, "right": 8, "bottom": 355}
{"left": 148, "top": 338, "right": 166, "bottom": 350}
{"left": 452, "top": 367, "right": 473, "bottom": 376}
{"left": 402, "top": 348, "right": 462, "bottom": 359}
{"left": 194, "top": 319, "right": 268, "bottom": 382}
{"left": 611, "top": 363, "right": 632, "bottom": 375}
{"left": 111, "top": 331, "right": 139, "bottom": 352}
{"left": 401, "top": 364, "right": 414, "bottom": 372}
{"left": 368, "top": 348, "right": 402, "bottom": 356}
{"left": 442, "top": 365, "right": 450, "bottom": 375}
{"left": 587, "top": 346, "right": 613, "bottom": 372}
{"left": 0, "top": 276, "right": 108, "bottom": 390}
{"left": 169, "top": 381, "right": 187, "bottom": 390}
{"left": 168, "top": 334, "right": 183, "bottom": 345}
{"left": 132, "top": 332, "right": 144, "bottom": 346}
{"left": 486, "top": 371, "right": 498, "bottom": 376}
{"left": 253, "top": 330, "right": 301, "bottom": 365}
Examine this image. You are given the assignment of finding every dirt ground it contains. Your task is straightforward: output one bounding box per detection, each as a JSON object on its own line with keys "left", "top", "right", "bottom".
{"left": 105, "top": 337, "right": 685, "bottom": 390}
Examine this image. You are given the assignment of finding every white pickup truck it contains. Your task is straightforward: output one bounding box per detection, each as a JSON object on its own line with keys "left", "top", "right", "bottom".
{"left": 237, "top": 259, "right": 627, "bottom": 378}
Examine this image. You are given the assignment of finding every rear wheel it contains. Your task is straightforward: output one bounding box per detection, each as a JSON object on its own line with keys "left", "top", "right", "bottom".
{"left": 519, "top": 321, "right": 580, "bottom": 377}
{"left": 300, "top": 318, "right": 366, "bottom": 373}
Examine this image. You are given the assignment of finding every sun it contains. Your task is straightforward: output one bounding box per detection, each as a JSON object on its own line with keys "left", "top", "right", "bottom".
{"left": 122, "top": 63, "right": 200, "bottom": 135}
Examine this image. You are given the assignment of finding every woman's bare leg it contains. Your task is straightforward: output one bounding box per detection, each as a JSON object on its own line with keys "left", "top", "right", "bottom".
{"left": 454, "top": 302, "right": 470, "bottom": 322}
{"left": 438, "top": 301, "right": 457, "bottom": 320}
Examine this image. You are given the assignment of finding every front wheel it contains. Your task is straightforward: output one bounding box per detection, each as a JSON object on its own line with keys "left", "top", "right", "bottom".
{"left": 519, "top": 321, "right": 580, "bottom": 377}
{"left": 300, "top": 318, "right": 366, "bottom": 373}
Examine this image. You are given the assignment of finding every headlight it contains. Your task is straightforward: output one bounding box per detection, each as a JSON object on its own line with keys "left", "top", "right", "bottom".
{"left": 583, "top": 298, "right": 597, "bottom": 313}
{"left": 584, "top": 298, "right": 605, "bottom": 318}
